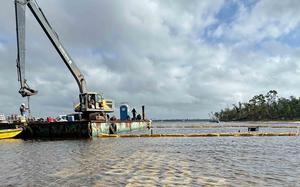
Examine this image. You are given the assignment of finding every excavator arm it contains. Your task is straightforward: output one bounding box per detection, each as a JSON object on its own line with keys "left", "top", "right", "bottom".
{"left": 14, "top": 0, "right": 114, "bottom": 115}
{"left": 15, "top": 0, "right": 87, "bottom": 94}
{"left": 15, "top": 0, "right": 38, "bottom": 97}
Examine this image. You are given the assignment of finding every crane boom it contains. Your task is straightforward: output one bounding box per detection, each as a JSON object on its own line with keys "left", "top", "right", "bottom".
{"left": 15, "top": 0, "right": 87, "bottom": 94}
{"left": 14, "top": 0, "right": 114, "bottom": 115}
{"left": 15, "top": 0, "right": 38, "bottom": 97}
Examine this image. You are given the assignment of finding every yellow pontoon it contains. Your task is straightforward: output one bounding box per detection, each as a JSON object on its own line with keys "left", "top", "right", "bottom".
{"left": 0, "top": 128, "right": 23, "bottom": 139}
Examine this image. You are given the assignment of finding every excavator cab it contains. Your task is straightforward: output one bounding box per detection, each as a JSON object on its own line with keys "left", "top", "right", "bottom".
{"left": 78, "top": 92, "right": 114, "bottom": 113}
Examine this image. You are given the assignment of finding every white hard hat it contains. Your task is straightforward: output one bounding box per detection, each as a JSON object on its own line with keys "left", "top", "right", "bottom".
{"left": 21, "top": 103, "right": 25, "bottom": 106}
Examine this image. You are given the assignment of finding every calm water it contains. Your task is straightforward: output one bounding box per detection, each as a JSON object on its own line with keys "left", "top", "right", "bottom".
{"left": 1, "top": 122, "right": 300, "bottom": 186}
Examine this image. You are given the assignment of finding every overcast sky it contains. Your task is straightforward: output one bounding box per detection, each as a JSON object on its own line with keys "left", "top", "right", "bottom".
{"left": 1, "top": 0, "right": 300, "bottom": 119}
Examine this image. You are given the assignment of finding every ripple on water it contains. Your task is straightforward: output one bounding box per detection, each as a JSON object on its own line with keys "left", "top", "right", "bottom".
{"left": 1, "top": 123, "right": 300, "bottom": 186}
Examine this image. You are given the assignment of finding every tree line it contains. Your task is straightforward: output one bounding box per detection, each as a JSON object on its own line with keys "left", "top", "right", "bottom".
{"left": 214, "top": 90, "right": 300, "bottom": 121}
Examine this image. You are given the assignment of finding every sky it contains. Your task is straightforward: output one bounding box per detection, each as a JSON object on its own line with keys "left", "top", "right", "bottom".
{"left": 1, "top": 0, "right": 300, "bottom": 119}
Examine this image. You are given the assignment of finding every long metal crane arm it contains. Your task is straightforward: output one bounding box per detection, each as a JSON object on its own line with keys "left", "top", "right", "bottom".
{"left": 15, "top": 0, "right": 38, "bottom": 97}
{"left": 16, "top": 0, "right": 88, "bottom": 94}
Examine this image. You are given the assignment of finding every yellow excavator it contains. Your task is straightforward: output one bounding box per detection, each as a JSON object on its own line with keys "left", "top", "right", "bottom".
{"left": 15, "top": 0, "right": 114, "bottom": 119}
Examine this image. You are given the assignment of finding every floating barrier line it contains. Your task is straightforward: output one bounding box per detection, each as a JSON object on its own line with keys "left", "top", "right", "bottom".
{"left": 98, "top": 132, "right": 299, "bottom": 138}
{"left": 154, "top": 125, "right": 300, "bottom": 129}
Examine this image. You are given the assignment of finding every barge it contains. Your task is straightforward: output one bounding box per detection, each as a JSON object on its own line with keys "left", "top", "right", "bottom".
{"left": 18, "top": 119, "right": 151, "bottom": 139}
{"left": 10, "top": 0, "right": 152, "bottom": 141}
{"left": 1, "top": 104, "right": 151, "bottom": 140}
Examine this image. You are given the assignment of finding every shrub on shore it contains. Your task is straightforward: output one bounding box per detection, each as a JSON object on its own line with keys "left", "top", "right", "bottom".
{"left": 215, "top": 90, "right": 300, "bottom": 121}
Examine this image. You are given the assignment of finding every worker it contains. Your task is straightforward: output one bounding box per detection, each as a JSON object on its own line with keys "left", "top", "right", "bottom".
{"left": 131, "top": 108, "right": 136, "bottom": 120}
{"left": 20, "top": 103, "right": 28, "bottom": 117}
{"left": 89, "top": 97, "right": 95, "bottom": 109}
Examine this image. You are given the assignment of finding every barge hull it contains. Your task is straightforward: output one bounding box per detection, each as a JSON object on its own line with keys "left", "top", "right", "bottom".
{"left": 20, "top": 120, "right": 151, "bottom": 139}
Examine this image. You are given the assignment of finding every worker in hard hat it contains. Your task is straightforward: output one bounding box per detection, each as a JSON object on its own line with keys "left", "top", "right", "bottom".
{"left": 20, "top": 103, "right": 28, "bottom": 117}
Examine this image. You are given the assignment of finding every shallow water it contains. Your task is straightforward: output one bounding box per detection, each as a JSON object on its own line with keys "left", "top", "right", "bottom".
{"left": 1, "top": 122, "right": 300, "bottom": 186}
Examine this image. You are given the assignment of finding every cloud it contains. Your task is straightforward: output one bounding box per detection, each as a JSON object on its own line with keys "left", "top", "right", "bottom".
{"left": 1, "top": 0, "right": 300, "bottom": 119}
{"left": 210, "top": 0, "right": 300, "bottom": 43}
{"left": 0, "top": 42, "right": 5, "bottom": 52}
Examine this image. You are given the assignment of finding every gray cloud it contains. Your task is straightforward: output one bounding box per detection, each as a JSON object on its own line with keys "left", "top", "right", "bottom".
{"left": 212, "top": 0, "right": 300, "bottom": 42}
{"left": 1, "top": 0, "right": 300, "bottom": 119}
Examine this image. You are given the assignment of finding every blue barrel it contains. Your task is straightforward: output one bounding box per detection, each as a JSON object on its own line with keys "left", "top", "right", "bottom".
{"left": 120, "top": 104, "right": 129, "bottom": 120}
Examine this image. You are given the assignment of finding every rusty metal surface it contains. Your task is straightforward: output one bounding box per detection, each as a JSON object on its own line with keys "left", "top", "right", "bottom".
{"left": 91, "top": 120, "right": 151, "bottom": 136}
{"left": 21, "top": 121, "right": 91, "bottom": 139}
{"left": 16, "top": 120, "right": 151, "bottom": 139}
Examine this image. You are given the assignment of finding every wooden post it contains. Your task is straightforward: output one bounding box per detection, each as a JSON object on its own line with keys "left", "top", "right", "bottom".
{"left": 142, "top": 105, "right": 145, "bottom": 120}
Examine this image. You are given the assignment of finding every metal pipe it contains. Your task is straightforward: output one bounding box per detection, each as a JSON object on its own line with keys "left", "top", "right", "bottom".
{"left": 142, "top": 105, "right": 145, "bottom": 120}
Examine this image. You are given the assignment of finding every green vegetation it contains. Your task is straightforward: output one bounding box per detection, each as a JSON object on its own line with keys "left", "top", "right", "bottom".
{"left": 215, "top": 90, "right": 300, "bottom": 121}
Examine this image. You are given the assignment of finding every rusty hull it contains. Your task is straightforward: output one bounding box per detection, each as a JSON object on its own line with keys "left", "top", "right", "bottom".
{"left": 20, "top": 120, "right": 151, "bottom": 139}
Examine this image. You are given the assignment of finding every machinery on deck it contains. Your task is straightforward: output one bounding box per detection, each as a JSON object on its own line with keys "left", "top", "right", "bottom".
{"left": 14, "top": 0, "right": 114, "bottom": 119}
